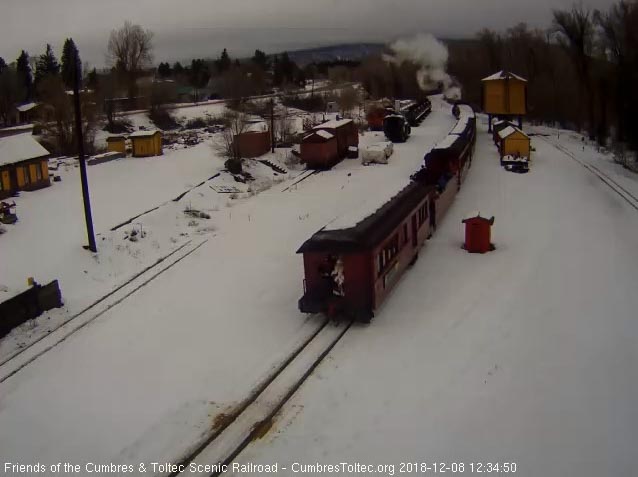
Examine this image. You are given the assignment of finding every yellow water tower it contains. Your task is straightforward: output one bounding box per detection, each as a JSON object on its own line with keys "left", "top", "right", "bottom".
{"left": 482, "top": 71, "right": 527, "bottom": 132}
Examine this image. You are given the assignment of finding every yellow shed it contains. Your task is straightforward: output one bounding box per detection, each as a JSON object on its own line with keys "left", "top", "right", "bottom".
{"left": 482, "top": 71, "right": 527, "bottom": 131}
{"left": 0, "top": 133, "right": 50, "bottom": 199}
{"left": 497, "top": 126, "right": 530, "bottom": 160}
{"left": 106, "top": 135, "right": 126, "bottom": 154}
{"left": 129, "top": 130, "right": 162, "bottom": 157}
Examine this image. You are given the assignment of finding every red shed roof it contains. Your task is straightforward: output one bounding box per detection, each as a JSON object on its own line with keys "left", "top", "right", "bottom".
{"left": 462, "top": 211, "right": 494, "bottom": 224}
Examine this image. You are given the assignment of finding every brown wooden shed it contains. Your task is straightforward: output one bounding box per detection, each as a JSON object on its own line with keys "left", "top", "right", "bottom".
{"left": 234, "top": 130, "right": 271, "bottom": 158}
{"left": 313, "top": 119, "right": 358, "bottom": 159}
{"left": 106, "top": 135, "right": 126, "bottom": 154}
{"left": 300, "top": 130, "right": 339, "bottom": 169}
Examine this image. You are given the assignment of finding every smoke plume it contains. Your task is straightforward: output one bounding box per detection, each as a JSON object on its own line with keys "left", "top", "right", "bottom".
{"left": 384, "top": 33, "right": 461, "bottom": 99}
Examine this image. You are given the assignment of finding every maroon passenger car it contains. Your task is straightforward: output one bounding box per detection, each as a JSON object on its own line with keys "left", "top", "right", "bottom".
{"left": 297, "top": 182, "right": 436, "bottom": 322}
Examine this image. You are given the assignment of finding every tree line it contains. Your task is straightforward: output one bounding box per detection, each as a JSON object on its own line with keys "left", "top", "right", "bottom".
{"left": 448, "top": 1, "right": 638, "bottom": 155}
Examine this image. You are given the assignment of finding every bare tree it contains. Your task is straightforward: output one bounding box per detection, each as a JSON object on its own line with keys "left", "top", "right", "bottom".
{"left": 107, "top": 21, "right": 154, "bottom": 99}
{"left": 337, "top": 85, "right": 360, "bottom": 116}
{"left": 37, "top": 75, "right": 97, "bottom": 154}
{"left": 274, "top": 106, "right": 294, "bottom": 144}
{"left": 553, "top": 5, "right": 596, "bottom": 138}
{"left": 214, "top": 109, "right": 248, "bottom": 173}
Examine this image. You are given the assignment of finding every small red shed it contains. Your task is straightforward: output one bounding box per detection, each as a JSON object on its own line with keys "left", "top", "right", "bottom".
{"left": 462, "top": 211, "right": 494, "bottom": 253}
{"left": 313, "top": 118, "right": 358, "bottom": 159}
{"left": 300, "top": 130, "right": 339, "bottom": 169}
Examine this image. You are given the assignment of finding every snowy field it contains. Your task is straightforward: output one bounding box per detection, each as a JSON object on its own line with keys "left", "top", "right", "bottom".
{"left": 227, "top": 116, "right": 638, "bottom": 477}
{"left": 0, "top": 126, "right": 295, "bottom": 360}
{"left": 0, "top": 99, "right": 456, "bottom": 473}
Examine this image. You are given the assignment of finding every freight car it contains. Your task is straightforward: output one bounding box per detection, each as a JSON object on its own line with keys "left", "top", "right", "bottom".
{"left": 383, "top": 113, "right": 411, "bottom": 143}
{"left": 403, "top": 99, "right": 432, "bottom": 127}
{"left": 297, "top": 181, "right": 436, "bottom": 322}
{"left": 298, "top": 104, "right": 477, "bottom": 322}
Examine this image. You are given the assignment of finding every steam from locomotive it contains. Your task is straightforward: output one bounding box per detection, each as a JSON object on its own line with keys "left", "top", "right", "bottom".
{"left": 384, "top": 33, "right": 461, "bottom": 99}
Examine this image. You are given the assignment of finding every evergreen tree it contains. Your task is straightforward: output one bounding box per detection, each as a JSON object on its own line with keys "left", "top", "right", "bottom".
{"left": 16, "top": 50, "right": 32, "bottom": 101}
{"left": 157, "top": 62, "right": 172, "bottom": 78}
{"left": 173, "top": 61, "right": 184, "bottom": 75}
{"left": 216, "top": 48, "right": 231, "bottom": 73}
{"left": 61, "top": 38, "right": 81, "bottom": 89}
{"left": 252, "top": 49, "right": 269, "bottom": 70}
{"left": 86, "top": 68, "right": 98, "bottom": 90}
{"left": 35, "top": 44, "right": 60, "bottom": 86}
{"left": 0, "top": 57, "right": 6, "bottom": 73}
{"left": 189, "top": 59, "right": 210, "bottom": 101}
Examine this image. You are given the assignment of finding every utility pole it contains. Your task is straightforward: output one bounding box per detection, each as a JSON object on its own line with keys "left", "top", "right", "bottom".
{"left": 73, "top": 50, "right": 97, "bottom": 253}
{"left": 270, "top": 98, "right": 275, "bottom": 153}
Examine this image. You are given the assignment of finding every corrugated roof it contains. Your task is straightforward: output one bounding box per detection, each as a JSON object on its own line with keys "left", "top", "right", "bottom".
{"left": 0, "top": 133, "right": 50, "bottom": 167}
{"left": 498, "top": 126, "right": 529, "bottom": 139}
{"left": 129, "top": 130, "right": 161, "bottom": 138}
{"left": 313, "top": 118, "right": 353, "bottom": 129}
{"left": 481, "top": 70, "right": 527, "bottom": 82}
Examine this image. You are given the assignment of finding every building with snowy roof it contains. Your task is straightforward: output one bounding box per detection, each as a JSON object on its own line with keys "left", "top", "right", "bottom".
{"left": 313, "top": 118, "right": 358, "bottom": 161}
{"left": 0, "top": 133, "right": 51, "bottom": 199}
{"left": 129, "top": 130, "right": 162, "bottom": 157}
{"left": 497, "top": 125, "right": 530, "bottom": 161}
{"left": 481, "top": 70, "right": 527, "bottom": 131}
{"left": 300, "top": 129, "right": 338, "bottom": 169}
{"left": 106, "top": 135, "right": 126, "bottom": 154}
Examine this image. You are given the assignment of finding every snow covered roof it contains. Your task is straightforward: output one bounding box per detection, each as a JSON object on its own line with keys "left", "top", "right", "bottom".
{"left": 16, "top": 102, "right": 39, "bottom": 112}
{"left": 498, "top": 126, "right": 528, "bottom": 139}
{"left": 129, "top": 130, "right": 161, "bottom": 138}
{"left": 434, "top": 134, "right": 460, "bottom": 150}
{"left": 313, "top": 118, "right": 353, "bottom": 130}
{"left": 244, "top": 121, "right": 268, "bottom": 133}
{"left": 303, "top": 129, "right": 335, "bottom": 141}
{"left": 481, "top": 70, "right": 527, "bottom": 82}
{"left": 462, "top": 211, "right": 494, "bottom": 224}
{"left": 0, "top": 133, "right": 50, "bottom": 167}
{"left": 298, "top": 182, "right": 435, "bottom": 253}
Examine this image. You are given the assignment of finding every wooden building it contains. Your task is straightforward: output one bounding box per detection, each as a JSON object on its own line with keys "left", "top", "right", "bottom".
{"left": 482, "top": 71, "right": 527, "bottom": 131}
{"left": 106, "top": 135, "right": 126, "bottom": 154}
{"left": 462, "top": 212, "right": 494, "bottom": 254}
{"left": 313, "top": 119, "right": 358, "bottom": 159}
{"left": 301, "top": 130, "right": 339, "bottom": 169}
{"left": 0, "top": 133, "right": 50, "bottom": 199}
{"left": 130, "top": 130, "right": 162, "bottom": 157}
{"left": 233, "top": 121, "right": 271, "bottom": 158}
{"left": 497, "top": 126, "right": 530, "bottom": 160}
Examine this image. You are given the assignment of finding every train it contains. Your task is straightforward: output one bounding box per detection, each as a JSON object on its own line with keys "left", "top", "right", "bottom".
{"left": 367, "top": 98, "right": 432, "bottom": 140}
{"left": 297, "top": 103, "right": 477, "bottom": 322}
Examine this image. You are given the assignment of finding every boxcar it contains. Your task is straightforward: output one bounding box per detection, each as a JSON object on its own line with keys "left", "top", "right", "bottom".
{"left": 298, "top": 182, "right": 436, "bottom": 322}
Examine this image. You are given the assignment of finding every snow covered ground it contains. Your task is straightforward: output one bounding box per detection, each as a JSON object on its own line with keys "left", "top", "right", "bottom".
{"left": 0, "top": 98, "right": 456, "bottom": 475}
{"left": 0, "top": 129, "right": 294, "bottom": 361}
{"left": 227, "top": 116, "right": 638, "bottom": 476}
{"left": 2, "top": 100, "right": 637, "bottom": 476}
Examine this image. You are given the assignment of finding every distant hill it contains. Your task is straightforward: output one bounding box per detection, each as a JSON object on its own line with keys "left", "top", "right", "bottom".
{"left": 283, "top": 43, "right": 385, "bottom": 65}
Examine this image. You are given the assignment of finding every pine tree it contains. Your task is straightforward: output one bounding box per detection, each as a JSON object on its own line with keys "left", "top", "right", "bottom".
{"left": 216, "top": 48, "right": 231, "bottom": 73}
{"left": 61, "top": 38, "right": 81, "bottom": 89}
{"left": 173, "top": 61, "right": 184, "bottom": 75}
{"left": 35, "top": 44, "right": 60, "bottom": 86}
{"left": 252, "top": 49, "right": 269, "bottom": 71}
{"left": 0, "top": 57, "right": 7, "bottom": 74}
{"left": 16, "top": 50, "right": 32, "bottom": 101}
{"left": 157, "top": 62, "right": 171, "bottom": 78}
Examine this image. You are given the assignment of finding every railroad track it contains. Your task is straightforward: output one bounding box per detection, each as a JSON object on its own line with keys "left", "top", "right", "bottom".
{"left": 280, "top": 170, "right": 320, "bottom": 192}
{"left": 0, "top": 239, "right": 209, "bottom": 384}
{"left": 540, "top": 136, "right": 638, "bottom": 212}
{"left": 165, "top": 318, "right": 352, "bottom": 477}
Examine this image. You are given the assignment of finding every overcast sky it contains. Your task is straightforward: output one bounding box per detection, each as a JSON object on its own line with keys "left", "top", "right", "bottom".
{"left": 1, "top": 0, "right": 614, "bottom": 68}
